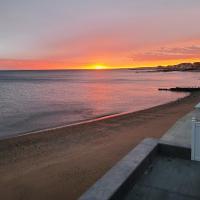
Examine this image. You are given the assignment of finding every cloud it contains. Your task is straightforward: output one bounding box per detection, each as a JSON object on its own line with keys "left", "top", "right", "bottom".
{"left": 0, "top": 59, "right": 66, "bottom": 70}
{"left": 132, "top": 45, "right": 200, "bottom": 61}
{"left": 157, "top": 46, "right": 200, "bottom": 55}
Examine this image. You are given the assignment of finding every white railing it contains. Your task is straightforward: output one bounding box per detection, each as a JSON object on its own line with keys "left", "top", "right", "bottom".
{"left": 191, "top": 118, "right": 200, "bottom": 161}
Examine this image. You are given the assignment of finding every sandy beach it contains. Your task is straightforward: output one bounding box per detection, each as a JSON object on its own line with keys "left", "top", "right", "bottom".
{"left": 0, "top": 92, "right": 200, "bottom": 200}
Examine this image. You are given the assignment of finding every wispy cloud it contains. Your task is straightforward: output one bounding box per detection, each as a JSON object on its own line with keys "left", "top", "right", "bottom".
{"left": 132, "top": 45, "right": 200, "bottom": 61}
{"left": 0, "top": 59, "right": 65, "bottom": 70}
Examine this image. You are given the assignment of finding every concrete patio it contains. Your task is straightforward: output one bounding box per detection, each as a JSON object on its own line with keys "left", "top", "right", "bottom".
{"left": 124, "top": 155, "right": 200, "bottom": 200}
{"left": 160, "top": 111, "right": 194, "bottom": 148}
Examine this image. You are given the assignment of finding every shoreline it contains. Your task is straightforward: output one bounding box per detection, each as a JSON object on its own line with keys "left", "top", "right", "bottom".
{"left": 0, "top": 92, "right": 189, "bottom": 141}
{"left": 0, "top": 92, "right": 200, "bottom": 200}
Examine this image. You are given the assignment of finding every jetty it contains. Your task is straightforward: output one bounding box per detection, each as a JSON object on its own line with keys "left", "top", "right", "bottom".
{"left": 158, "top": 87, "right": 200, "bottom": 92}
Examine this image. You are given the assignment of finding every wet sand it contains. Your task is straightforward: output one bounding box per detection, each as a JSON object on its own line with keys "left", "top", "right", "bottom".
{"left": 0, "top": 92, "right": 200, "bottom": 200}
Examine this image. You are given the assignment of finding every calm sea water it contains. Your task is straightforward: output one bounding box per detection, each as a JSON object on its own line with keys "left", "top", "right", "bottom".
{"left": 0, "top": 70, "right": 199, "bottom": 138}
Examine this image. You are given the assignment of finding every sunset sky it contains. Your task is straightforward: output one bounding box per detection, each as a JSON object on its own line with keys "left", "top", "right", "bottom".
{"left": 0, "top": 0, "right": 200, "bottom": 69}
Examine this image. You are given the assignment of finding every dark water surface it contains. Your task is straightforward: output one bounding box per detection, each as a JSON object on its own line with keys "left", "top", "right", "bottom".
{"left": 0, "top": 70, "right": 199, "bottom": 138}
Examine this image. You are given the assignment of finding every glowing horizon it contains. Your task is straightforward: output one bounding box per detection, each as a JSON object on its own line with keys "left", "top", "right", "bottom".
{"left": 0, "top": 1, "right": 200, "bottom": 70}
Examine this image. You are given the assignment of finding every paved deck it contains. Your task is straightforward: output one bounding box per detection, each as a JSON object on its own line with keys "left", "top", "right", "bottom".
{"left": 124, "top": 155, "right": 200, "bottom": 200}
{"left": 160, "top": 111, "right": 195, "bottom": 148}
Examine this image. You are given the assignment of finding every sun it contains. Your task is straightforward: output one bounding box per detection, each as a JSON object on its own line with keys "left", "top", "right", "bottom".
{"left": 93, "top": 65, "right": 107, "bottom": 70}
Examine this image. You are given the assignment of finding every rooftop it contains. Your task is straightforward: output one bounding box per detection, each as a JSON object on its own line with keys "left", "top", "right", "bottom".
{"left": 124, "top": 155, "right": 200, "bottom": 200}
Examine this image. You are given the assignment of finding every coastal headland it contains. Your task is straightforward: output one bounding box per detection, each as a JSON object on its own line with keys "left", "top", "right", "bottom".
{"left": 0, "top": 92, "right": 200, "bottom": 200}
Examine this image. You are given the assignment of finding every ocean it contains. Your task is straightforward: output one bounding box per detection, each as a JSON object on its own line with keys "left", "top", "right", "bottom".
{"left": 0, "top": 70, "right": 199, "bottom": 138}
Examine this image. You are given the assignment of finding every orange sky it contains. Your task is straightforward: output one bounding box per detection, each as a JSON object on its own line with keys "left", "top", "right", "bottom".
{"left": 0, "top": 1, "right": 200, "bottom": 70}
